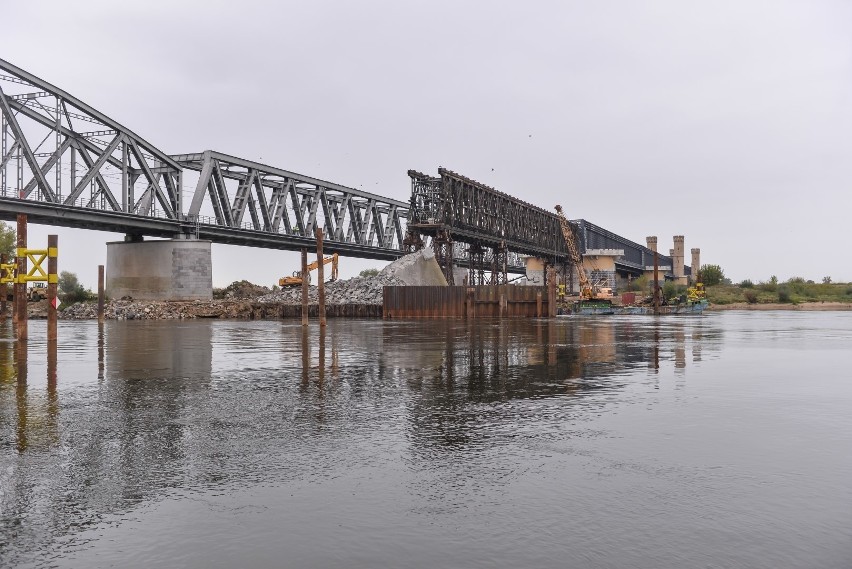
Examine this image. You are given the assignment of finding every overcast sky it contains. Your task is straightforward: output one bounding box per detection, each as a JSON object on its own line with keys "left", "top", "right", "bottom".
{"left": 2, "top": 0, "right": 850, "bottom": 287}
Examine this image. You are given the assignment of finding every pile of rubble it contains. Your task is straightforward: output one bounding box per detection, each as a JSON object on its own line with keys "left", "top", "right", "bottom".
{"left": 59, "top": 299, "right": 260, "bottom": 320}
{"left": 257, "top": 247, "right": 445, "bottom": 305}
{"left": 257, "top": 273, "right": 406, "bottom": 305}
{"left": 216, "top": 279, "right": 272, "bottom": 299}
{"left": 57, "top": 249, "right": 446, "bottom": 320}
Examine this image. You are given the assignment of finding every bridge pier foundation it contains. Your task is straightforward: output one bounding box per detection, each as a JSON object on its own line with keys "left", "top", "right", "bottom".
{"left": 106, "top": 239, "right": 213, "bottom": 301}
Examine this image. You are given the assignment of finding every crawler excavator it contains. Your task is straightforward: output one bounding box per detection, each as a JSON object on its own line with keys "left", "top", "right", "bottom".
{"left": 279, "top": 253, "right": 339, "bottom": 287}
{"left": 554, "top": 205, "right": 614, "bottom": 302}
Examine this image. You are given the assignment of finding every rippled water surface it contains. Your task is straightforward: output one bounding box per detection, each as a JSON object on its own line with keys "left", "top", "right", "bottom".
{"left": 1, "top": 312, "right": 850, "bottom": 568}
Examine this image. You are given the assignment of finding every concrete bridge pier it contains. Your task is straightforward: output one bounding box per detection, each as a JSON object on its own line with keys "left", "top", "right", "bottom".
{"left": 106, "top": 236, "right": 213, "bottom": 301}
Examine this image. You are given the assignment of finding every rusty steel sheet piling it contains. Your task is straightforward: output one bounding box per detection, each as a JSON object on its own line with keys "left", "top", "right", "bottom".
{"left": 384, "top": 285, "right": 552, "bottom": 319}
{"left": 547, "top": 267, "right": 557, "bottom": 318}
{"left": 281, "top": 304, "right": 382, "bottom": 318}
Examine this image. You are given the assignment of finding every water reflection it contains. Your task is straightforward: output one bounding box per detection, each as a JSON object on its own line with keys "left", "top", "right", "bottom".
{"left": 0, "top": 324, "right": 61, "bottom": 454}
{"left": 105, "top": 320, "right": 213, "bottom": 381}
{"left": 0, "top": 316, "right": 723, "bottom": 567}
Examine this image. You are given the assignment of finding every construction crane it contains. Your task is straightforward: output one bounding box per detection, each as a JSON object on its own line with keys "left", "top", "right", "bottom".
{"left": 279, "top": 253, "right": 339, "bottom": 287}
{"left": 554, "top": 205, "right": 613, "bottom": 301}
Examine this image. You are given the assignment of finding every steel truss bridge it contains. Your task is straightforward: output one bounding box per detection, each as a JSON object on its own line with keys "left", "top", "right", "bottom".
{"left": 405, "top": 168, "right": 683, "bottom": 283}
{"left": 0, "top": 57, "right": 681, "bottom": 279}
{"left": 0, "top": 58, "right": 414, "bottom": 262}
{"left": 407, "top": 168, "right": 569, "bottom": 283}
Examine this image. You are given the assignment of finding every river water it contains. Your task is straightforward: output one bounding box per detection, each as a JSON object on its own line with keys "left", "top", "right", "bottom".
{"left": 0, "top": 312, "right": 850, "bottom": 568}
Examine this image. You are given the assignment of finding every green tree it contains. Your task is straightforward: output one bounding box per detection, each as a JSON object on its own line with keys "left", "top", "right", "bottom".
{"left": 630, "top": 274, "right": 649, "bottom": 292}
{"left": 662, "top": 281, "right": 677, "bottom": 301}
{"left": 58, "top": 271, "right": 89, "bottom": 303}
{"left": 0, "top": 221, "right": 15, "bottom": 259}
{"left": 359, "top": 268, "right": 380, "bottom": 277}
{"left": 700, "top": 264, "right": 725, "bottom": 286}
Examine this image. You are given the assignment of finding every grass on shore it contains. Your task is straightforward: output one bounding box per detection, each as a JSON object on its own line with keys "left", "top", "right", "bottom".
{"left": 706, "top": 280, "right": 852, "bottom": 305}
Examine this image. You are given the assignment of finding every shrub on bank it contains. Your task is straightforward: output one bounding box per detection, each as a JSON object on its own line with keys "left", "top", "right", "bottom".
{"left": 705, "top": 278, "right": 852, "bottom": 306}
{"left": 630, "top": 274, "right": 649, "bottom": 293}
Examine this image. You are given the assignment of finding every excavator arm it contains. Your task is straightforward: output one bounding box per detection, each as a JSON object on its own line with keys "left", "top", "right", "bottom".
{"left": 279, "top": 253, "right": 339, "bottom": 287}
{"left": 555, "top": 205, "right": 594, "bottom": 298}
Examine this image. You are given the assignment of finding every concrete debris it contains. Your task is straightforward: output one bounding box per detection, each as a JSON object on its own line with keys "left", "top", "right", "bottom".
{"left": 56, "top": 249, "right": 445, "bottom": 320}
{"left": 59, "top": 299, "right": 259, "bottom": 320}
{"left": 256, "top": 273, "right": 407, "bottom": 305}
{"left": 218, "top": 280, "right": 271, "bottom": 299}
{"left": 379, "top": 247, "right": 448, "bottom": 286}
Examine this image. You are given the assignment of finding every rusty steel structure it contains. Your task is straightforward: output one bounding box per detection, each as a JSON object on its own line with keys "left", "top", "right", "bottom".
{"left": 407, "top": 168, "right": 567, "bottom": 284}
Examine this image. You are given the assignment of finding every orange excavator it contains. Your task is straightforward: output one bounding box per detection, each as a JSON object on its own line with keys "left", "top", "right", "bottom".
{"left": 279, "top": 253, "right": 339, "bottom": 287}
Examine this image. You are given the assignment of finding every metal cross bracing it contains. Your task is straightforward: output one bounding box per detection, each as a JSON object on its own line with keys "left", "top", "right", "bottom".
{"left": 408, "top": 168, "right": 568, "bottom": 258}
{"left": 172, "top": 151, "right": 409, "bottom": 257}
{"left": 0, "top": 58, "right": 673, "bottom": 275}
{"left": 407, "top": 168, "right": 568, "bottom": 283}
{"left": 0, "top": 58, "right": 183, "bottom": 222}
{"left": 0, "top": 58, "right": 410, "bottom": 261}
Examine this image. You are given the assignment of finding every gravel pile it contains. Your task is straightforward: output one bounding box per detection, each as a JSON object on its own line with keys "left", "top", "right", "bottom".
{"left": 60, "top": 299, "right": 254, "bottom": 320}
{"left": 218, "top": 280, "right": 272, "bottom": 299}
{"left": 57, "top": 250, "right": 443, "bottom": 320}
{"left": 257, "top": 274, "right": 406, "bottom": 305}
{"left": 58, "top": 272, "right": 409, "bottom": 320}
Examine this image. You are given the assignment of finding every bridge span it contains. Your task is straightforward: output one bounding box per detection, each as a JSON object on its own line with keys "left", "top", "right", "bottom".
{"left": 1, "top": 57, "right": 691, "bottom": 298}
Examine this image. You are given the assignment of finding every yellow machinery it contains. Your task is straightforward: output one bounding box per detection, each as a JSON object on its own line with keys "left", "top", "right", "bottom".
{"left": 27, "top": 282, "right": 47, "bottom": 301}
{"left": 279, "top": 253, "right": 339, "bottom": 287}
{"left": 554, "top": 204, "right": 613, "bottom": 301}
{"left": 687, "top": 282, "right": 706, "bottom": 302}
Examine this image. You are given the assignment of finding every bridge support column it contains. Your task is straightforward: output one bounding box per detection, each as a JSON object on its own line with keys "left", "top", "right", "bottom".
{"left": 106, "top": 239, "right": 212, "bottom": 301}
{"left": 491, "top": 241, "right": 507, "bottom": 285}
{"left": 433, "top": 229, "right": 455, "bottom": 285}
{"left": 468, "top": 243, "right": 486, "bottom": 286}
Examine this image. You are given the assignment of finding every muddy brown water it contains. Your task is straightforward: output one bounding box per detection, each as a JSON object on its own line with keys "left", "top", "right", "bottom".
{"left": 1, "top": 313, "right": 850, "bottom": 568}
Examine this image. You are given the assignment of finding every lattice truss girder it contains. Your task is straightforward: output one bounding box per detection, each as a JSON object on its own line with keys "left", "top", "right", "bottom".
{"left": 175, "top": 151, "right": 408, "bottom": 249}
{"left": 425, "top": 239, "right": 524, "bottom": 273}
{"left": 408, "top": 168, "right": 568, "bottom": 259}
{"left": 0, "top": 58, "right": 181, "bottom": 218}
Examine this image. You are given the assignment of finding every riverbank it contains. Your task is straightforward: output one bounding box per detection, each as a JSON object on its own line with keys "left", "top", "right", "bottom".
{"left": 53, "top": 299, "right": 382, "bottom": 320}
{"left": 33, "top": 298, "right": 852, "bottom": 319}
{"left": 707, "top": 301, "right": 852, "bottom": 311}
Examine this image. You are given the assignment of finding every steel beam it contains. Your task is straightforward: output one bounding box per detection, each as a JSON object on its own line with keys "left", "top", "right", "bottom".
{"left": 173, "top": 151, "right": 410, "bottom": 252}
